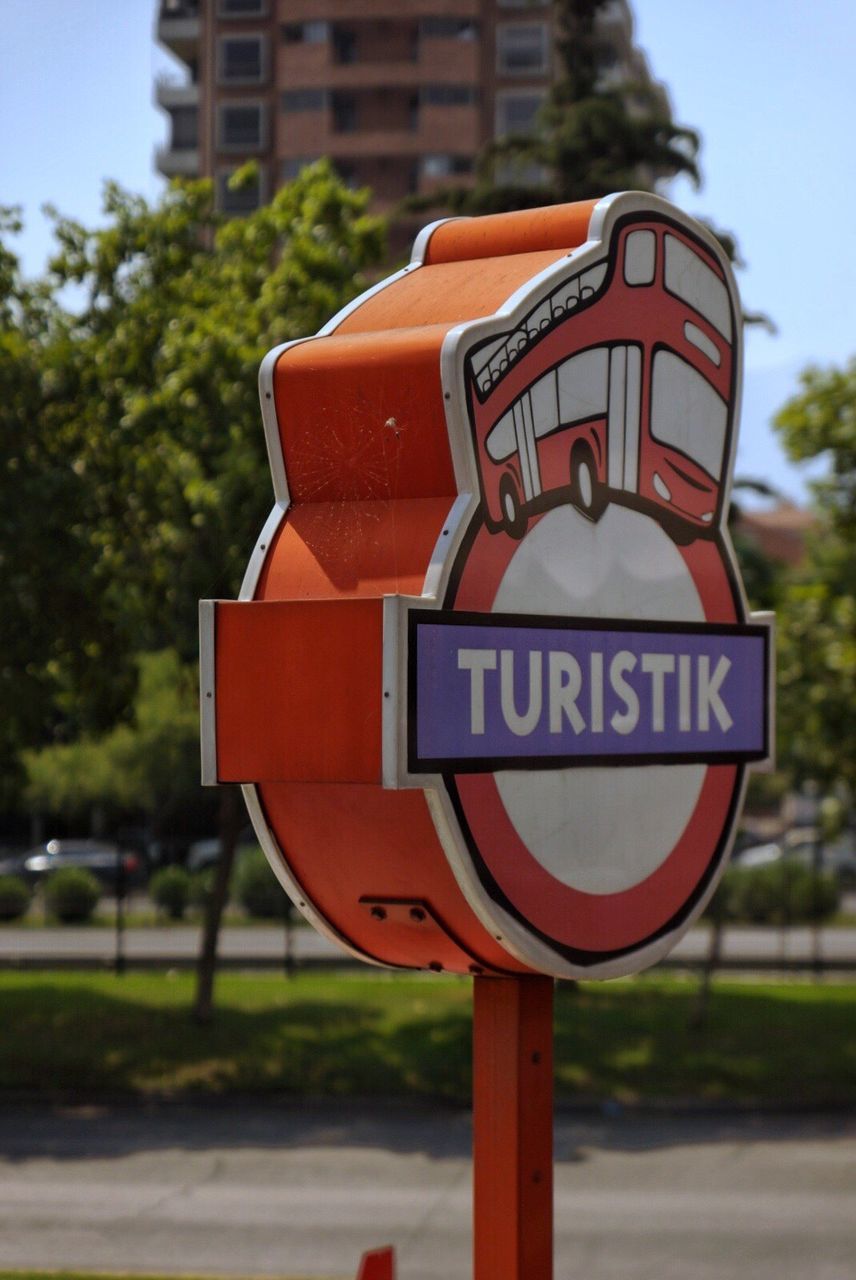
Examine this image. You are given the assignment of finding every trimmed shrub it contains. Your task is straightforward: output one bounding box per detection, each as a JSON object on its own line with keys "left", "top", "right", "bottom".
{"left": 150, "top": 866, "right": 192, "bottom": 920}
{"left": 0, "top": 874, "right": 31, "bottom": 922}
{"left": 234, "top": 847, "right": 289, "bottom": 920}
{"left": 715, "top": 861, "right": 839, "bottom": 926}
{"left": 189, "top": 869, "right": 214, "bottom": 912}
{"left": 44, "top": 867, "right": 101, "bottom": 923}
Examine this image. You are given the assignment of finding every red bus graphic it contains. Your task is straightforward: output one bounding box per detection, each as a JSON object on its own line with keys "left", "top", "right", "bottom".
{"left": 465, "top": 215, "right": 737, "bottom": 542}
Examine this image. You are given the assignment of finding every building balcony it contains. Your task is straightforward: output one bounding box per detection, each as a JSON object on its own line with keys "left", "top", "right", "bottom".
{"left": 155, "top": 145, "right": 200, "bottom": 178}
{"left": 287, "top": 127, "right": 478, "bottom": 160}
{"left": 157, "top": 2, "right": 200, "bottom": 64}
{"left": 155, "top": 73, "right": 200, "bottom": 109}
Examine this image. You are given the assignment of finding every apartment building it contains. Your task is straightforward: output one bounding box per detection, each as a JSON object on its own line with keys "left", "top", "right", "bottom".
{"left": 155, "top": 0, "right": 669, "bottom": 216}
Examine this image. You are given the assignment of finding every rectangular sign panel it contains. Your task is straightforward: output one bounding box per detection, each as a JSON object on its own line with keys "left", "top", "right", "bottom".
{"left": 409, "top": 610, "right": 769, "bottom": 773}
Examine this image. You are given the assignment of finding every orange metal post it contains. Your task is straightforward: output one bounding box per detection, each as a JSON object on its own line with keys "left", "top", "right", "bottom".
{"left": 473, "top": 975, "right": 554, "bottom": 1280}
{"left": 356, "top": 1245, "right": 395, "bottom": 1279}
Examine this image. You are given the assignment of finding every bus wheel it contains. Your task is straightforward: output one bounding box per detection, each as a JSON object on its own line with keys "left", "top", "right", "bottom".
{"left": 571, "top": 446, "right": 606, "bottom": 521}
{"left": 661, "top": 515, "right": 698, "bottom": 546}
{"left": 499, "top": 473, "right": 527, "bottom": 539}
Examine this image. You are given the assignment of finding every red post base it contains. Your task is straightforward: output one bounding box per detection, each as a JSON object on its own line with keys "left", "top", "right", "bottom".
{"left": 356, "top": 1245, "right": 396, "bottom": 1279}
{"left": 473, "top": 975, "right": 554, "bottom": 1280}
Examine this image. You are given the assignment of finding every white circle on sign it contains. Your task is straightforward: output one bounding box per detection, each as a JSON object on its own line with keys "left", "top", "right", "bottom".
{"left": 492, "top": 503, "right": 706, "bottom": 896}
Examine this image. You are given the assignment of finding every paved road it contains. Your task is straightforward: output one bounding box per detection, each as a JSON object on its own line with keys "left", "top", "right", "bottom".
{"left": 2, "top": 921, "right": 856, "bottom": 969}
{"left": 0, "top": 1103, "right": 853, "bottom": 1279}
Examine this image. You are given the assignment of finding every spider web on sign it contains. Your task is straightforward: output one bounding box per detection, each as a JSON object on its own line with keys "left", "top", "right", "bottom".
{"left": 284, "top": 383, "right": 408, "bottom": 579}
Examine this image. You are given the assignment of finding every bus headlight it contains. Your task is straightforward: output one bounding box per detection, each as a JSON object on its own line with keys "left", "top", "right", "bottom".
{"left": 653, "top": 472, "right": 672, "bottom": 502}
{"left": 701, "top": 512, "right": 714, "bottom": 523}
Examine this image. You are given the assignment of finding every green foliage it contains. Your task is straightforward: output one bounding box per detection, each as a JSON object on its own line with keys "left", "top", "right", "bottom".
{"left": 1, "top": 164, "right": 384, "bottom": 809}
{"left": 0, "top": 209, "right": 133, "bottom": 801}
{"left": 189, "top": 869, "right": 214, "bottom": 912}
{"left": 710, "top": 861, "right": 839, "bottom": 927}
{"left": 23, "top": 650, "right": 200, "bottom": 824}
{"left": 773, "top": 359, "right": 856, "bottom": 794}
{"left": 233, "top": 846, "right": 289, "bottom": 919}
{"left": 42, "top": 163, "right": 384, "bottom": 663}
{"left": 149, "top": 865, "right": 191, "bottom": 920}
{"left": 776, "top": 359, "right": 856, "bottom": 541}
{"left": 0, "top": 874, "right": 30, "bottom": 921}
{"left": 44, "top": 867, "right": 101, "bottom": 923}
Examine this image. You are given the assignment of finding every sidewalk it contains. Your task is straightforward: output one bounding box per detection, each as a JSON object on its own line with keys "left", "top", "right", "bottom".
{"left": 0, "top": 1101, "right": 853, "bottom": 1280}
{"left": 2, "top": 921, "right": 856, "bottom": 970}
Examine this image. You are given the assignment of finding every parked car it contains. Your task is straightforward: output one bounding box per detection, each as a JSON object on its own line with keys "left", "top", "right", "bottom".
{"left": 0, "top": 850, "right": 30, "bottom": 878}
{"left": 732, "top": 831, "right": 856, "bottom": 888}
{"left": 785, "top": 832, "right": 856, "bottom": 888}
{"left": 731, "top": 841, "right": 783, "bottom": 869}
{"left": 186, "top": 829, "right": 256, "bottom": 874}
{"left": 186, "top": 838, "right": 221, "bottom": 875}
{"left": 22, "top": 839, "right": 146, "bottom": 891}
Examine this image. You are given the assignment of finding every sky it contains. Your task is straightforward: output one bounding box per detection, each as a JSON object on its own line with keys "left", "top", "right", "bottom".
{"left": 2, "top": 0, "right": 854, "bottom": 505}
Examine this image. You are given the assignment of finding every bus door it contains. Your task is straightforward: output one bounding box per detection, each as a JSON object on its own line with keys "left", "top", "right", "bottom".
{"left": 512, "top": 393, "right": 542, "bottom": 503}
{"left": 607, "top": 345, "right": 643, "bottom": 496}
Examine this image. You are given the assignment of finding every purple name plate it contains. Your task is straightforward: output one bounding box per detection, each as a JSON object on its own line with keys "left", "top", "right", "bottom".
{"left": 408, "top": 610, "right": 769, "bottom": 773}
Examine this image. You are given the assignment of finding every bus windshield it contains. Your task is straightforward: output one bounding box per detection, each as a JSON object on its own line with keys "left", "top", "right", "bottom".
{"left": 650, "top": 350, "right": 727, "bottom": 481}
{"left": 664, "top": 235, "right": 732, "bottom": 342}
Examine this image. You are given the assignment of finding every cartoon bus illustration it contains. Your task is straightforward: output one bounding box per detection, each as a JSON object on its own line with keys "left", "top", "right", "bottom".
{"left": 465, "top": 215, "right": 737, "bottom": 542}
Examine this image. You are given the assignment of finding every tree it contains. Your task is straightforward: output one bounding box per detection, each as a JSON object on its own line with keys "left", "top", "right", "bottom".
{"left": 8, "top": 163, "right": 385, "bottom": 1018}
{"left": 774, "top": 360, "right": 856, "bottom": 797}
{"left": 0, "top": 209, "right": 134, "bottom": 808}
{"left": 44, "top": 163, "right": 384, "bottom": 661}
{"left": 408, "top": 0, "right": 699, "bottom": 217}
{"left": 24, "top": 650, "right": 201, "bottom": 839}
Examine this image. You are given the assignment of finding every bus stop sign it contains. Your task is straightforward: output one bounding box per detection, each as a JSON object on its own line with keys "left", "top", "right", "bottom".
{"left": 202, "top": 192, "right": 773, "bottom": 980}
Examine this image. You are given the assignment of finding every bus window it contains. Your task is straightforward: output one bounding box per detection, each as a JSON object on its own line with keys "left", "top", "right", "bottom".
{"left": 578, "top": 260, "right": 607, "bottom": 298}
{"left": 557, "top": 347, "right": 609, "bottom": 427}
{"left": 531, "top": 371, "right": 559, "bottom": 439}
{"left": 486, "top": 409, "right": 517, "bottom": 462}
{"left": 471, "top": 334, "right": 511, "bottom": 395}
{"left": 526, "top": 300, "right": 552, "bottom": 337}
{"left": 664, "top": 235, "right": 732, "bottom": 341}
{"left": 624, "top": 230, "right": 656, "bottom": 286}
{"left": 650, "top": 350, "right": 727, "bottom": 480}
{"left": 684, "top": 321, "right": 721, "bottom": 367}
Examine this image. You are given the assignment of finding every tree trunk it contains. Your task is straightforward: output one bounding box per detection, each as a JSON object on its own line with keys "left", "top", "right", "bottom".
{"left": 692, "top": 918, "right": 722, "bottom": 1029}
{"left": 193, "top": 784, "right": 241, "bottom": 1024}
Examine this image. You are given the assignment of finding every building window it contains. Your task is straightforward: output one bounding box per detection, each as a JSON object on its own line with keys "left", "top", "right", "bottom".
{"left": 218, "top": 0, "right": 268, "bottom": 16}
{"left": 421, "top": 154, "right": 474, "bottom": 179}
{"left": 281, "top": 156, "right": 320, "bottom": 181}
{"left": 495, "top": 90, "right": 546, "bottom": 136}
{"left": 218, "top": 103, "right": 266, "bottom": 151}
{"left": 420, "top": 85, "right": 479, "bottom": 107}
{"left": 218, "top": 35, "right": 268, "bottom": 84}
{"left": 331, "top": 25, "right": 357, "bottom": 64}
{"left": 170, "top": 105, "right": 198, "bottom": 150}
{"left": 281, "top": 20, "right": 329, "bottom": 44}
{"left": 331, "top": 93, "right": 358, "bottom": 133}
{"left": 419, "top": 17, "right": 478, "bottom": 40}
{"left": 217, "top": 168, "right": 264, "bottom": 215}
{"left": 496, "top": 23, "right": 549, "bottom": 75}
{"left": 281, "top": 88, "right": 327, "bottom": 113}
{"left": 334, "top": 161, "right": 359, "bottom": 189}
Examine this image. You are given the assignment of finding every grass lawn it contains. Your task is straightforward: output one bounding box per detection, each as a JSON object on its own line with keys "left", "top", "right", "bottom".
{"left": 0, "top": 970, "right": 853, "bottom": 1108}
